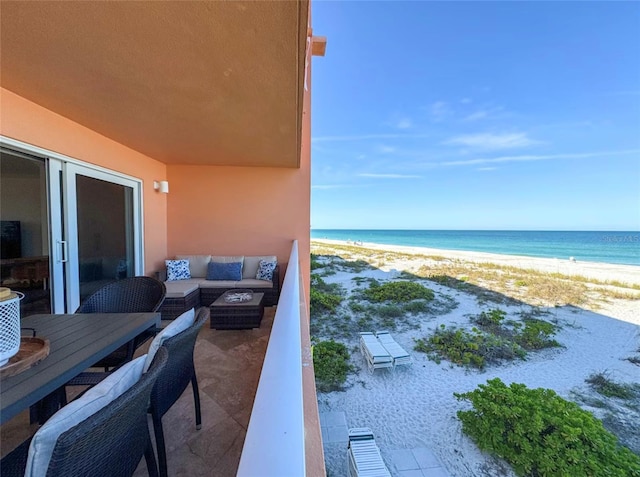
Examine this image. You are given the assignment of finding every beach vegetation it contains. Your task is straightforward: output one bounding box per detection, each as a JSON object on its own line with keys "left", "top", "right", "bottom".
{"left": 376, "top": 304, "right": 404, "bottom": 318}
{"left": 626, "top": 355, "right": 640, "bottom": 366}
{"left": 627, "top": 348, "right": 640, "bottom": 366}
{"left": 338, "top": 258, "right": 373, "bottom": 273}
{"left": 310, "top": 274, "right": 344, "bottom": 316}
{"left": 362, "top": 280, "right": 435, "bottom": 303}
{"left": 402, "top": 300, "right": 430, "bottom": 314}
{"left": 310, "top": 253, "right": 324, "bottom": 270}
{"left": 414, "top": 324, "right": 525, "bottom": 370}
{"left": 586, "top": 372, "right": 640, "bottom": 400}
{"left": 472, "top": 309, "right": 560, "bottom": 351}
{"left": 348, "top": 301, "right": 367, "bottom": 313}
{"left": 455, "top": 378, "right": 640, "bottom": 477}
{"left": 312, "top": 340, "right": 354, "bottom": 392}
{"left": 514, "top": 318, "right": 560, "bottom": 350}
{"left": 311, "top": 241, "right": 640, "bottom": 308}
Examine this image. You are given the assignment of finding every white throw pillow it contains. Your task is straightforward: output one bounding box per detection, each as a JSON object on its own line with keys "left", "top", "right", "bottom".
{"left": 25, "top": 356, "right": 146, "bottom": 477}
{"left": 165, "top": 259, "right": 190, "bottom": 281}
{"left": 243, "top": 255, "right": 277, "bottom": 279}
{"left": 256, "top": 260, "right": 277, "bottom": 281}
{"left": 143, "top": 308, "right": 196, "bottom": 372}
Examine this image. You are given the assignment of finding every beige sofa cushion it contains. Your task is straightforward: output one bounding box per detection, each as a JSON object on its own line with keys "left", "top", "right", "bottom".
{"left": 243, "top": 255, "right": 277, "bottom": 279}
{"left": 198, "top": 279, "right": 240, "bottom": 288}
{"left": 211, "top": 255, "right": 244, "bottom": 264}
{"left": 164, "top": 279, "right": 200, "bottom": 298}
{"left": 239, "top": 278, "right": 273, "bottom": 288}
{"left": 176, "top": 255, "right": 211, "bottom": 278}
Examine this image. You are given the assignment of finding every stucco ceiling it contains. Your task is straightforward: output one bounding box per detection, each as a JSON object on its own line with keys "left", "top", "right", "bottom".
{"left": 0, "top": 1, "right": 309, "bottom": 167}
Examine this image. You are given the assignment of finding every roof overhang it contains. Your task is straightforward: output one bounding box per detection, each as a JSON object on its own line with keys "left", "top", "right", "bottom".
{"left": 0, "top": 1, "right": 309, "bottom": 167}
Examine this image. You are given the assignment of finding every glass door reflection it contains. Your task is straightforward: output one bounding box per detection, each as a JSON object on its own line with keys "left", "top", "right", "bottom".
{"left": 75, "top": 175, "right": 135, "bottom": 302}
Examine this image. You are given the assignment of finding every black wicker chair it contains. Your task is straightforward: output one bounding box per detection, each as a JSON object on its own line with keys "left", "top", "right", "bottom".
{"left": 1, "top": 348, "right": 168, "bottom": 477}
{"left": 75, "top": 276, "right": 166, "bottom": 370}
{"left": 149, "top": 307, "right": 208, "bottom": 477}
{"left": 28, "top": 278, "right": 166, "bottom": 426}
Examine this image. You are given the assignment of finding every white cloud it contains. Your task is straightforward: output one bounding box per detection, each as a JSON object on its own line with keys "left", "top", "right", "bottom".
{"left": 358, "top": 173, "right": 421, "bottom": 179}
{"left": 377, "top": 145, "right": 396, "bottom": 154}
{"left": 460, "top": 98, "right": 472, "bottom": 104}
{"left": 396, "top": 118, "right": 412, "bottom": 129}
{"left": 430, "top": 101, "right": 453, "bottom": 122}
{"left": 312, "top": 184, "right": 352, "bottom": 190}
{"left": 444, "top": 132, "right": 538, "bottom": 150}
{"left": 441, "top": 149, "right": 640, "bottom": 167}
{"left": 463, "top": 106, "right": 505, "bottom": 122}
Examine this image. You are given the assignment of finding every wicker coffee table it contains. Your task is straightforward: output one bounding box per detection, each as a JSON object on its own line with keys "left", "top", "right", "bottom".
{"left": 209, "top": 290, "right": 265, "bottom": 329}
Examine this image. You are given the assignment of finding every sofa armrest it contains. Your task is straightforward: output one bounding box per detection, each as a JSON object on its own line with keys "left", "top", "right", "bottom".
{"left": 155, "top": 268, "right": 167, "bottom": 282}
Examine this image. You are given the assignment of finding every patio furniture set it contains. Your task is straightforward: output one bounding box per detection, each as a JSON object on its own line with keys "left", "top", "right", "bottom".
{"left": 0, "top": 275, "right": 224, "bottom": 477}
{"left": 156, "top": 254, "right": 280, "bottom": 321}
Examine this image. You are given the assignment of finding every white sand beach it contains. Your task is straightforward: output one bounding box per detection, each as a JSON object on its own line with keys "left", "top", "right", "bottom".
{"left": 312, "top": 240, "right": 640, "bottom": 477}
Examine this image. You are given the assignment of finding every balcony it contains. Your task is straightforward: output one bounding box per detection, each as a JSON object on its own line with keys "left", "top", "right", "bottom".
{"left": 1, "top": 242, "right": 324, "bottom": 476}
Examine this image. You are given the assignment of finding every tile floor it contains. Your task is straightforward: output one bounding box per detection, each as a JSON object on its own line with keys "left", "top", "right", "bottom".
{"left": 1, "top": 307, "right": 275, "bottom": 476}
{"left": 319, "top": 411, "right": 450, "bottom": 477}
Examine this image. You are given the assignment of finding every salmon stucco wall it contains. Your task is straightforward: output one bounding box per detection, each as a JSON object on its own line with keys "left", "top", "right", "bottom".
{"left": 0, "top": 88, "right": 168, "bottom": 273}
{"left": 165, "top": 160, "right": 311, "bottom": 285}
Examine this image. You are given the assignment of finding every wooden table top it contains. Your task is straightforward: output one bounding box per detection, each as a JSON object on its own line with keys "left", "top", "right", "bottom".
{"left": 0, "top": 312, "right": 160, "bottom": 424}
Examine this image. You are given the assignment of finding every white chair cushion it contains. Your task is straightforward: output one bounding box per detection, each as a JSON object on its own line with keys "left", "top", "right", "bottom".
{"left": 242, "top": 256, "right": 277, "bottom": 279}
{"left": 143, "top": 308, "right": 195, "bottom": 372}
{"left": 25, "top": 356, "right": 146, "bottom": 477}
{"left": 176, "top": 255, "right": 211, "bottom": 278}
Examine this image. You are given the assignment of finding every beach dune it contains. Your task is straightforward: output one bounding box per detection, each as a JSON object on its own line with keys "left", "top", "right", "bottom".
{"left": 312, "top": 238, "right": 640, "bottom": 285}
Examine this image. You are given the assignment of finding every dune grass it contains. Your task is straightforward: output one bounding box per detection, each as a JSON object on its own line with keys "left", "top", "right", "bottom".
{"left": 311, "top": 241, "right": 640, "bottom": 309}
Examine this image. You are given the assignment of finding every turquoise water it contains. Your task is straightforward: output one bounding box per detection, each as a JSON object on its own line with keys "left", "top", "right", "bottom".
{"left": 311, "top": 230, "right": 640, "bottom": 266}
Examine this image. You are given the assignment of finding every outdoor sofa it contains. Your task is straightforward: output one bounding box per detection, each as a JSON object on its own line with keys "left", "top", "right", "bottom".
{"left": 156, "top": 255, "right": 280, "bottom": 320}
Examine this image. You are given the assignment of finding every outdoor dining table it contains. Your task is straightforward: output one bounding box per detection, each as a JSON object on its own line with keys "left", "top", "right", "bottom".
{"left": 0, "top": 312, "right": 160, "bottom": 425}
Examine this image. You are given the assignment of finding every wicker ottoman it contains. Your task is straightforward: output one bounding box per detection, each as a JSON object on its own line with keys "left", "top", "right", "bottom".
{"left": 209, "top": 291, "right": 265, "bottom": 329}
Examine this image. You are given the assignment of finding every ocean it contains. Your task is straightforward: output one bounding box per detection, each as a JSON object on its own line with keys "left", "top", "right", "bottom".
{"left": 310, "top": 230, "right": 640, "bottom": 266}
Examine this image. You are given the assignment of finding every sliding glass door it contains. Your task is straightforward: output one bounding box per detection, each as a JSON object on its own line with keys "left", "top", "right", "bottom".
{"left": 62, "top": 163, "right": 142, "bottom": 312}
{"left": 0, "top": 150, "right": 52, "bottom": 316}
{"left": 1, "top": 143, "right": 143, "bottom": 315}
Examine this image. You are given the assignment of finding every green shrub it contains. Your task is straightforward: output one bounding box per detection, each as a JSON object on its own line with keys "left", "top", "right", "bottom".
{"left": 338, "top": 259, "right": 372, "bottom": 273}
{"left": 313, "top": 340, "right": 353, "bottom": 392}
{"left": 363, "top": 281, "right": 434, "bottom": 303}
{"left": 310, "top": 254, "right": 324, "bottom": 270}
{"left": 310, "top": 288, "right": 342, "bottom": 315}
{"left": 586, "top": 372, "right": 639, "bottom": 400}
{"left": 414, "top": 325, "right": 524, "bottom": 370}
{"left": 515, "top": 318, "right": 559, "bottom": 350}
{"left": 377, "top": 304, "right": 404, "bottom": 319}
{"left": 455, "top": 378, "right": 640, "bottom": 477}
{"left": 349, "top": 302, "right": 367, "bottom": 313}
{"left": 474, "top": 309, "right": 506, "bottom": 327}
{"left": 310, "top": 274, "right": 344, "bottom": 316}
{"left": 403, "top": 300, "right": 430, "bottom": 314}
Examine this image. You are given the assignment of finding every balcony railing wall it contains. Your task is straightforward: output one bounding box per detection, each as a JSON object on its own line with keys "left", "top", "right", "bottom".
{"left": 237, "top": 240, "right": 306, "bottom": 476}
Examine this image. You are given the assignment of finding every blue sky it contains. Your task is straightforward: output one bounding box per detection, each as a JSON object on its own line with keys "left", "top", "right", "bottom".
{"left": 310, "top": 1, "right": 640, "bottom": 231}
